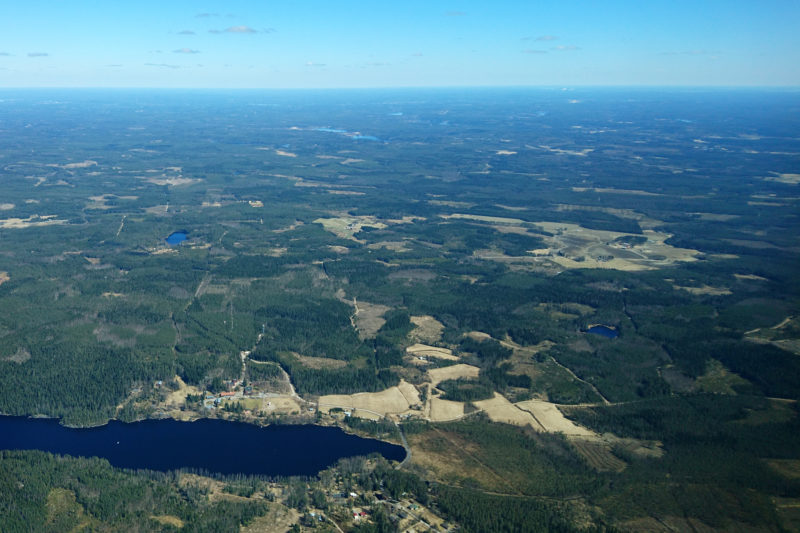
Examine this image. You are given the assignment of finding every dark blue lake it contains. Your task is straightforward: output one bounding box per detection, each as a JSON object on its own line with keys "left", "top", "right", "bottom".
{"left": 165, "top": 231, "right": 187, "bottom": 245}
{"left": 586, "top": 325, "right": 619, "bottom": 339}
{"left": 0, "top": 416, "right": 405, "bottom": 476}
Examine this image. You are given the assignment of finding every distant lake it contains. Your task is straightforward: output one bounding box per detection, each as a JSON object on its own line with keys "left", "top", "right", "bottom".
{"left": 0, "top": 416, "right": 405, "bottom": 477}
{"left": 165, "top": 231, "right": 187, "bottom": 245}
{"left": 586, "top": 325, "right": 619, "bottom": 339}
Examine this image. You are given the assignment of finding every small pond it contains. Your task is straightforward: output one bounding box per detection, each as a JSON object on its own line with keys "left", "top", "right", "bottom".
{"left": 165, "top": 231, "right": 187, "bottom": 245}
{"left": 586, "top": 325, "right": 619, "bottom": 339}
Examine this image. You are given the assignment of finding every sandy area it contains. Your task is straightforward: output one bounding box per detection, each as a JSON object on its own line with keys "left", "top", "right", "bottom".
{"left": 406, "top": 343, "right": 458, "bottom": 361}
{"left": 429, "top": 398, "right": 465, "bottom": 422}
{"left": 516, "top": 400, "right": 595, "bottom": 436}
{"left": 472, "top": 393, "right": 541, "bottom": 429}
{"left": 428, "top": 364, "right": 480, "bottom": 387}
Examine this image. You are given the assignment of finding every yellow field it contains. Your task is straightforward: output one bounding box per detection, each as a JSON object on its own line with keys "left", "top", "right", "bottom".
{"left": 472, "top": 393, "right": 540, "bottom": 428}
{"left": 318, "top": 380, "right": 421, "bottom": 418}
{"left": 314, "top": 215, "right": 387, "bottom": 240}
{"left": 406, "top": 343, "right": 458, "bottom": 361}
{"left": 428, "top": 364, "right": 480, "bottom": 387}
{"left": 516, "top": 400, "right": 595, "bottom": 436}
{"left": 429, "top": 398, "right": 466, "bottom": 422}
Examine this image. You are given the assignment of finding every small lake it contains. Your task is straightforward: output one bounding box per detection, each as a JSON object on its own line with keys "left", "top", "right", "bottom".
{"left": 0, "top": 416, "right": 405, "bottom": 477}
{"left": 586, "top": 325, "right": 619, "bottom": 339}
{"left": 165, "top": 231, "right": 187, "bottom": 245}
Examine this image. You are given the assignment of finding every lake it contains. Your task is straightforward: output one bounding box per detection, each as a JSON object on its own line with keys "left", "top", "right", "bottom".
{"left": 586, "top": 325, "right": 619, "bottom": 339}
{"left": 165, "top": 231, "right": 187, "bottom": 245}
{"left": 0, "top": 416, "right": 406, "bottom": 476}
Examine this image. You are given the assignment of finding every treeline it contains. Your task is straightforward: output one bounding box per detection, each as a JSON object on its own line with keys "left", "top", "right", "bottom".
{"left": 0, "top": 450, "right": 269, "bottom": 533}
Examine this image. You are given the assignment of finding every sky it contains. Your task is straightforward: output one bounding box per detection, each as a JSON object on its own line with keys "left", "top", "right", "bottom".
{"left": 1, "top": 0, "right": 799, "bottom": 88}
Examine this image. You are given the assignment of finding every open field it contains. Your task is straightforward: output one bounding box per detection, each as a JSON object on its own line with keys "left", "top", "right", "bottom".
{"left": 407, "top": 343, "right": 458, "bottom": 361}
{"left": 473, "top": 393, "right": 541, "bottom": 429}
{"left": 164, "top": 376, "right": 201, "bottom": 408}
{"left": 673, "top": 284, "right": 733, "bottom": 296}
{"left": 516, "top": 400, "right": 595, "bottom": 436}
{"left": 0, "top": 271, "right": 8, "bottom": 286}
{"left": 318, "top": 380, "right": 421, "bottom": 417}
{"left": 428, "top": 364, "right": 480, "bottom": 387}
{"left": 409, "top": 315, "right": 444, "bottom": 343}
{"left": 429, "top": 397, "right": 466, "bottom": 422}
{"left": 569, "top": 438, "right": 626, "bottom": 472}
{"left": 314, "top": 215, "right": 387, "bottom": 240}
{"left": 292, "top": 353, "right": 348, "bottom": 370}
{"left": 352, "top": 300, "right": 390, "bottom": 339}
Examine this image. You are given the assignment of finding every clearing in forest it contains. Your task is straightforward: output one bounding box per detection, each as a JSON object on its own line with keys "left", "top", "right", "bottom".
{"left": 407, "top": 343, "right": 458, "bottom": 361}
{"left": 427, "top": 364, "right": 480, "bottom": 387}
{"left": 409, "top": 315, "right": 445, "bottom": 344}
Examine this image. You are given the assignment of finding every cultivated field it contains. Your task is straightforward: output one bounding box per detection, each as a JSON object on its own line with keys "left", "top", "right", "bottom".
{"left": 429, "top": 398, "right": 466, "bottom": 422}
{"left": 427, "top": 364, "right": 480, "bottom": 387}
{"left": 473, "top": 393, "right": 541, "bottom": 429}
{"left": 318, "top": 380, "right": 421, "bottom": 417}
{"left": 407, "top": 343, "right": 458, "bottom": 361}
{"left": 516, "top": 400, "right": 595, "bottom": 436}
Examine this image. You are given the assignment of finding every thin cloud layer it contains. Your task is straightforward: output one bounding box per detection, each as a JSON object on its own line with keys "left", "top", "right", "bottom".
{"left": 552, "top": 45, "right": 580, "bottom": 51}
{"left": 536, "top": 35, "right": 558, "bottom": 41}
{"left": 178, "top": 30, "right": 196, "bottom": 35}
{"left": 28, "top": 52, "right": 49, "bottom": 57}
{"left": 145, "top": 63, "right": 180, "bottom": 69}
{"left": 445, "top": 11, "right": 466, "bottom": 17}
{"left": 173, "top": 48, "right": 200, "bottom": 54}
{"left": 210, "top": 25, "right": 265, "bottom": 34}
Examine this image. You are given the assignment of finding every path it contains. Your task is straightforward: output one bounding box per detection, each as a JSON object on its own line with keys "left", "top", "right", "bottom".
{"left": 548, "top": 355, "right": 611, "bottom": 405}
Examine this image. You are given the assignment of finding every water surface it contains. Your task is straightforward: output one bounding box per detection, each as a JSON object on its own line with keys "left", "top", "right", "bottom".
{"left": 0, "top": 416, "right": 405, "bottom": 476}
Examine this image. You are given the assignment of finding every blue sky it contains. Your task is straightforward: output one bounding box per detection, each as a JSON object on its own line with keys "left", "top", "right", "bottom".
{"left": 1, "top": 0, "right": 798, "bottom": 88}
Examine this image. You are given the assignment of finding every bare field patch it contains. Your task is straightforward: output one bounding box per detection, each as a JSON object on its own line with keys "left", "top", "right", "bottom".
{"left": 318, "top": 380, "right": 420, "bottom": 418}
{"left": 696, "top": 359, "right": 750, "bottom": 394}
{"left": 428, "top": 364, "right": 480, "bottom": 386}
{"left": 353, "top": 300, "right": 390, "bottom": 338}
{"left": 0, "top": 203, "right": 14, "bottom": 210}
{"left": 440, "top": 213, "right": 527, "bottom": 225}
{"left": 473, "top": 393, "right": 540, "bottom": 428}
{"left": 165, "top": 376, "right": 201, "bottom": 408}
{"left": 292, "top": 353, "right": 347, "bottom": 370}
{"left": 516, "top": 400, "right": 595, "bottom": 436}
{"left": 570, "top": 438, "right": 626, "bottom": 472}
{"left": 262, "top": 395, "right": 302, "bottom": 415}
{"left": 673, "top": 284, "right": 732, "bottom": 296}
{"left": 767, "top": 459, "right": 800, "bottom": 479}
{"left": 241, "top": 505, "right": 299, "bottom": 533}
{"left": 429, "top": 398, "right": 465, "bottom": 421}
{"left": 367, "top": 240, "right": 410, "bottom": 252}
{"left": 0, "top": 214, "right": 66, "bottom": 229}
{"left": 150, "top": 515, "right": 185, "bottom": 528}
{"left": 409, "top": 315, "right": 445, "bottom": 344}
{"left": 0, "top": 271, "right": 8, "bottom": 285}
{"left": 314, "top": 215, "right": 387, "bottom": 240}
{"left": 765, "top": 172, "right": 800, "bottom": 185}
{"left": 407, "top": 343, "right": 458, "bottom": 361}
{"left": 3, "top": 347, "right": 30, "bottom": 364}
{"left": 735, "top": 273, "right": 769, "bottom": 281}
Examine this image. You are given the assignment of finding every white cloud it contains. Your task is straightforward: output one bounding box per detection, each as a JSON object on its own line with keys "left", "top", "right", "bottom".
{"left": 536, "top": 35, "right": 558, "bottom": 41}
